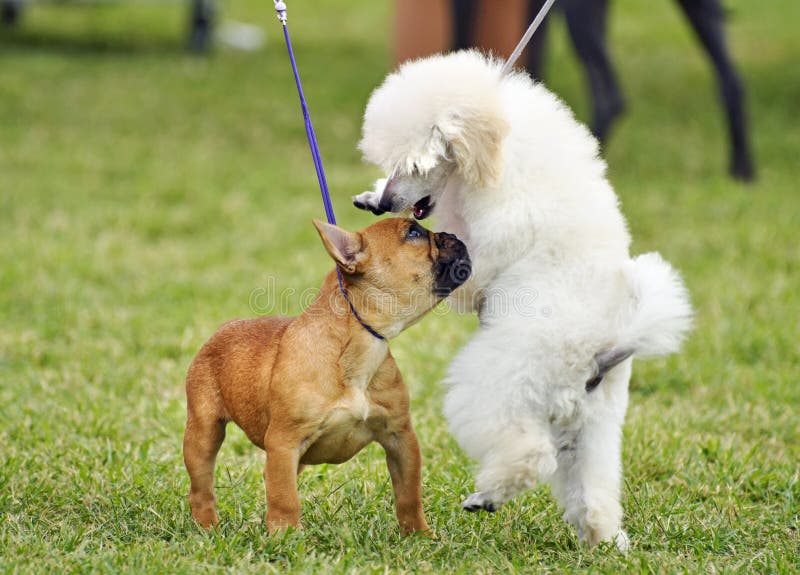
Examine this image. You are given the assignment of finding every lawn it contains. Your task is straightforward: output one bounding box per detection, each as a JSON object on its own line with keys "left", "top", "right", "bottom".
{"left": 1, "top": 0, "right": 798, "bottom": 573}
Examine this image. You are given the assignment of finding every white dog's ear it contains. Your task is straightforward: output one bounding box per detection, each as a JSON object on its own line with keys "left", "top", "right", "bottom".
{"left": 435, "top": 109, "right": 509, "bottom": 188}
{"left": 313, "top": 220, "right": 365, "bottom": 274}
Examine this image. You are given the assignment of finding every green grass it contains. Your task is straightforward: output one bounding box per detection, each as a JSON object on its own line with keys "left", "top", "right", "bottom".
{"left": 1, "top": 0, "right": 798, "bottom": 572}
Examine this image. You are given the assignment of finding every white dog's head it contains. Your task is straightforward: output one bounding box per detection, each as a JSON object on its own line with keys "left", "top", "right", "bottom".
{"left": 354, "top": 51, "right": 510, "bottom": 220}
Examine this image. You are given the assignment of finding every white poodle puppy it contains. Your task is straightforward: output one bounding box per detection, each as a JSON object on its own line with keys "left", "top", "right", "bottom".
{"left": 353, "top": 51, "right": 692, "bottom": 550}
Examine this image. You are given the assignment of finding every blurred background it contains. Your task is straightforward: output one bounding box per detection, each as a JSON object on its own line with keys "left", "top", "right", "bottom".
{"left": 1, "top": 1, "right": 798, "bottom": 572}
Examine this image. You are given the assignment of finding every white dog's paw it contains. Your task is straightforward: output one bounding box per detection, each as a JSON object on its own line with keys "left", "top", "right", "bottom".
{"left": 352, "top": 179, "right": 388, "bottom": 215}
{"left": 461, "top": 491, "right": 501, "bottom": 513}
{"left": 613, "top": 529, "right": 630, "bottom": 553}
{"left": 574, "top": 524, "right": 630, "bottom": 552}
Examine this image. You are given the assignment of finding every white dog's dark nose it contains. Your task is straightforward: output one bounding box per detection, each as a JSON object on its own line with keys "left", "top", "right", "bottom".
{"left": 352, "top": 198, "right": 385, "bottom": 215}
{"left": 377, "top": 196, "right": 394, "bottom": 214}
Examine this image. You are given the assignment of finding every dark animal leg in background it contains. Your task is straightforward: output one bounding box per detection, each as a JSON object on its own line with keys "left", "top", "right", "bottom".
{"left": 455, "top": 0, "right": 753, "bottom": 180}
{"left": 189, "top": 0, "right": 215, "bottom": 53}
{"left": 524, "top": 0, "right": 624, "bottom": 143}
{"left": 452, "top": 0, "right": 477, "bottom": 51}
{"left": 561, "top": 0, "right": 625, "bottom": 144}
{"left": 675, "top": 0, "right": 755, "bottom": 181}
{"left": 1, "top": 0, "right": 22, "bottom": 26}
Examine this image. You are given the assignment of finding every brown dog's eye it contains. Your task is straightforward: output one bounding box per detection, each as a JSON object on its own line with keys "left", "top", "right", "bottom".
{"left": 406, "top": 222, "right": 427, "bottom": 240}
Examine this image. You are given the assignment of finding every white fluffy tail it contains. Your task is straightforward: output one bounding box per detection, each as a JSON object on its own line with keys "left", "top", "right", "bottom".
{"left": 618, "top": 252, "right": 693, "bottom": 358}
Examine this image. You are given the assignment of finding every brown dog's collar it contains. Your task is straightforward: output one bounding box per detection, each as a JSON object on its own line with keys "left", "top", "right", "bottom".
{"left": 336, "top": 269, "right": 385, "bottom": 341}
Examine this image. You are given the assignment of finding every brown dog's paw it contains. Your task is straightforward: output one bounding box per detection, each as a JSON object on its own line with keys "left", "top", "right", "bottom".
{"left": 191, "top": 507, "right": 219, "bottom": 530}
{"left": 404, "top": 527, "right": 435, "bottom": 539}
{"left": 399, "top": 517, "right": 431, "bottom": 537}
{"left": 266, "top": 516, "right": 302, "bottom": 535}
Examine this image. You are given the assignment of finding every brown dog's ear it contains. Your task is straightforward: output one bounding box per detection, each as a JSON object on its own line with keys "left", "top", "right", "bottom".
{"left": 313, "top": 220, "right": 365, "bottom": 274}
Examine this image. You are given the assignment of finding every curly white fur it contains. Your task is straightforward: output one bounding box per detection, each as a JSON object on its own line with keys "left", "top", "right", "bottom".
{"left": 356, "top": 51, "right": 692, "bottom": 551}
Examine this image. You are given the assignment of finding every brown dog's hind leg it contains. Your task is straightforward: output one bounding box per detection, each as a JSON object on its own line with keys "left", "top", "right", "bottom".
{"left": 183, "top": 410, "right": 226, "bottom": 529}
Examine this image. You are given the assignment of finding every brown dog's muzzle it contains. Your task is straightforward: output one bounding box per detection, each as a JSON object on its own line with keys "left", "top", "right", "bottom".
{"left": 432, "top": 232, "right": 471, "bottom": 296}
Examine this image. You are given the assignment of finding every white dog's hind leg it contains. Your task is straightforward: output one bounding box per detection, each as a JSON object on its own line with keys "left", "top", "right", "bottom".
{"left": 462, "top": 423, "right": 558, "bottom": 513}
{"left": 445, "top": 331, "right": 558, "bottom": 513}
{"left": 550, "top": 366, "right": 631, "bottom": 551}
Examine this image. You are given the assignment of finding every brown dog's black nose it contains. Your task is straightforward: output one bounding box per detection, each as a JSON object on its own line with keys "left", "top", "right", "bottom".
{"left": 435, "top": 232, "right": 461, "bottom": 251}
{"left": 432, "top": 232, "right": 471, "bottom": 296}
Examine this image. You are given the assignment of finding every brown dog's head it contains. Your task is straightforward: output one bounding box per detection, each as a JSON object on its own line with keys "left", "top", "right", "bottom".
{"left": 313, "top": 218, "right": 471, "bottom": 337}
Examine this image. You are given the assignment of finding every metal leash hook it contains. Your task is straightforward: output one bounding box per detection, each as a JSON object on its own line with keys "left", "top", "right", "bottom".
{"left": 273, "top": 1, "right": 287, "bottom": 24}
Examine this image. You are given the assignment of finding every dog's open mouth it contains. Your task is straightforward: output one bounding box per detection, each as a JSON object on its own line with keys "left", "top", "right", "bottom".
{"left": 413, "top": 196, "right": 434, "bottom": 220}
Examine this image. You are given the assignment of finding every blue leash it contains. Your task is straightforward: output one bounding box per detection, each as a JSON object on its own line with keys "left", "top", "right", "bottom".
{"left": 273, "top": 1, "right": 385, "bottom": 341}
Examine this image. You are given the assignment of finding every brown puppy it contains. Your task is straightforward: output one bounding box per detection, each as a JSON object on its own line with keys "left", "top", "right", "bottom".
{"left": 183, "top": 218, "right": 471, "bottom": 534}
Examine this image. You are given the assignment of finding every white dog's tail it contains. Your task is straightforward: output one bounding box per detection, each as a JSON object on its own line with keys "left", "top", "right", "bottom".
{"left": 618, "top": 252, "right": 693, "bottom": 358}
{"left": 593, "top": 253, "right": 692, "bottom": 380}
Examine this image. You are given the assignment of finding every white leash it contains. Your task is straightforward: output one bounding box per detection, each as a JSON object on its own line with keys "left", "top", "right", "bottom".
{"left": 501, "top": 0, "right": 558, "bottom": 75}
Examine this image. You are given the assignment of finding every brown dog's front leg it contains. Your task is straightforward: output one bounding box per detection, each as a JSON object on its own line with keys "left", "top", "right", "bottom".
{"left": 264, "top": 434, "right": 302, "bottom": 533}
{"left": 380, "top": 425, "right": 430, "bottom": 535}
